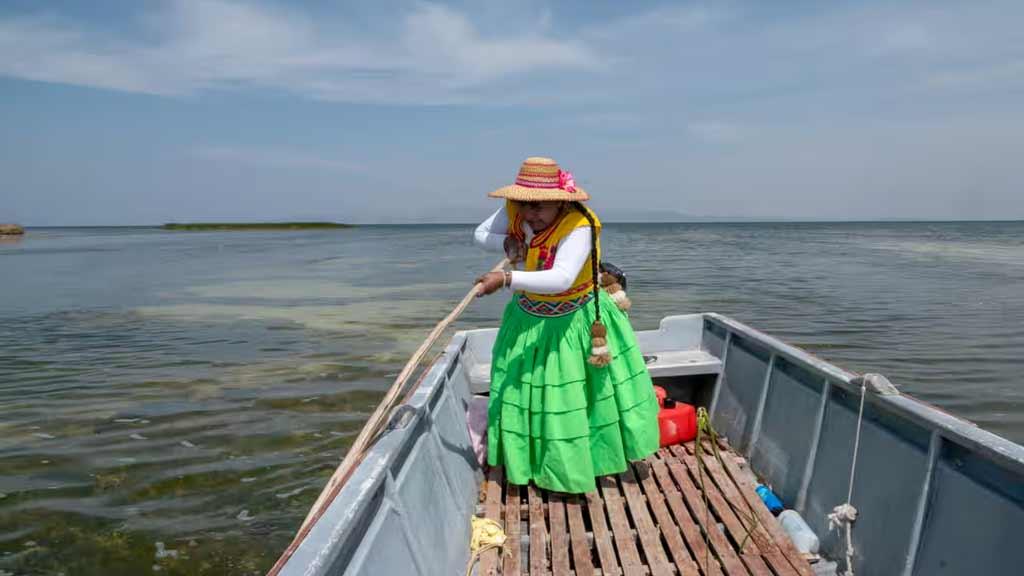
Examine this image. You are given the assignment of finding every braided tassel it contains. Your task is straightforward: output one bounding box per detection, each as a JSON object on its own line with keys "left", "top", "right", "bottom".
{"left": 600, "top": 272, "right": 632, "bottom": 311}
{"left": 574, "top": 202, "right": 613, "bottom": 367}
{"left": 588, "top": 321, "right": 612, "bottom": 367}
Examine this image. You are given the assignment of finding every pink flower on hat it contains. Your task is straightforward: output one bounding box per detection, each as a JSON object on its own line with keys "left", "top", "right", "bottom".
{"left": 558, "top": 169, "right": 576, "bottom": 194}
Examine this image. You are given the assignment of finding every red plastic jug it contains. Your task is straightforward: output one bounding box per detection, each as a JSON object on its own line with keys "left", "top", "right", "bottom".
{"left": 654, "top": 385, "right": 668, "bottom": 407}
{"left": 658, "top": 399, "right": 697, "bottom": 447}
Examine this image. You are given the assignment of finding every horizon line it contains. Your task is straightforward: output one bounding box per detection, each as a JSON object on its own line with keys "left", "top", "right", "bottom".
{"left": 13, "top": 218, "right": 1024, "bottom": 228}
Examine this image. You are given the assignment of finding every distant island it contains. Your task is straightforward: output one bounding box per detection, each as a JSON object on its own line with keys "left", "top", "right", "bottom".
{"left": 0, "top": 224, "right": 25, "bottom": 235}
{"left": 162, "top": 222, "right": 352, "bottom": 231}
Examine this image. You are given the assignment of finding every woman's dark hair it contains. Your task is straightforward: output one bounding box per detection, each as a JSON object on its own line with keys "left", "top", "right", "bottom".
{"left": 572, "top": 202, "right": 600, "bottom": 323}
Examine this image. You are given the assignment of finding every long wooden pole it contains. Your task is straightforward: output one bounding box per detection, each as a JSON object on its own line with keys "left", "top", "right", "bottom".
{"left": 268, "top": 258, "right": 508, "bottom": 575}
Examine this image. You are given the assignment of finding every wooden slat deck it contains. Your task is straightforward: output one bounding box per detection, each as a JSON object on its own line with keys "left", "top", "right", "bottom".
{"left": 477, "top": 443, "right": 813, "bottom": 576}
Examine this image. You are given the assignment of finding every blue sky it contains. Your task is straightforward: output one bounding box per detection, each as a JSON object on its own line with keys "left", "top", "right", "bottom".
{"left": 1, "top": 0, "right": 1022, "bottom": 225}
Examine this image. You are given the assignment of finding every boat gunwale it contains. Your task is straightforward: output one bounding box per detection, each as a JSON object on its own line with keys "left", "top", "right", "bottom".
{"left": 277, "top": 334, "right": 470, "bottom": 574}
{"left": 703, "top": 312, "right": 1024, "bottom": 474}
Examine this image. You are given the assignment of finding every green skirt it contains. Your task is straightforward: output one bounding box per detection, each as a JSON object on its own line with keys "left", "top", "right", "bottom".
{"left": 486, "top": 293, "right": 660, "bottom": 493}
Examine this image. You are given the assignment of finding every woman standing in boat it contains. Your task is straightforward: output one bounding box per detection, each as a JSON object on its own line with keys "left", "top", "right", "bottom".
{"left": 473, "top": 157, "right": 660, "bottom": 494}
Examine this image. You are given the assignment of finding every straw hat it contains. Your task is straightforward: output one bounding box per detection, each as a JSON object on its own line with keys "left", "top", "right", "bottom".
{"left": 489, "top": 157, "right": 590, "bottom": 202}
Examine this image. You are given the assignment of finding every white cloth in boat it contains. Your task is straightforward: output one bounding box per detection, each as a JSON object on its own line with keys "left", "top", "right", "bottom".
{"left": 474, "top": 205, "right": 592, "bottom": 295}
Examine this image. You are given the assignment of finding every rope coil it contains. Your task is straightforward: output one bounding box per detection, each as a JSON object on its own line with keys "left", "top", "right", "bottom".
{"left": 465, "top": 516, "right": 507, "bottom": 576}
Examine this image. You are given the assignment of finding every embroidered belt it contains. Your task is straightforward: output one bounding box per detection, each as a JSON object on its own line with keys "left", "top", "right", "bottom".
{"left": 516, "top": 292, "right": 593, "bottom": 318}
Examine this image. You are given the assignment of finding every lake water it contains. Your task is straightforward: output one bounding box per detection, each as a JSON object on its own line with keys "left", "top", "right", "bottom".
{"left": 2, "top": 222, "right": 1022, "bottom": 574}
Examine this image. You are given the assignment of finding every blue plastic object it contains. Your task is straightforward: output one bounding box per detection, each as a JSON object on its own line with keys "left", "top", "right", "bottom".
{"left": 756, "top": 484, "right": 784, "bottom": 515}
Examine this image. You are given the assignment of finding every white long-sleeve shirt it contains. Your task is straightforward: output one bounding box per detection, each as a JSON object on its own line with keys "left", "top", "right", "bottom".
{"left": 474, "top": 205, "right": 592, "bottom": 294}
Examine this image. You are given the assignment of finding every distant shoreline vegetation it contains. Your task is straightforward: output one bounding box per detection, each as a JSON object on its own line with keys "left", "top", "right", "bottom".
{"left": 162, "top": 222, "right": 352, "bottom": 231}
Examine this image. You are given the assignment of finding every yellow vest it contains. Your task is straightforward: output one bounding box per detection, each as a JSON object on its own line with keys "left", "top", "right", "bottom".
{"left": 506, "top": 201, "right": 602, "bottom": 303}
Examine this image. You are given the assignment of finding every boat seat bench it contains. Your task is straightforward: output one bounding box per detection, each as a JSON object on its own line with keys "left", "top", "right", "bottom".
{"left": 476, "top": 440, "right": 813, "bottom": 576}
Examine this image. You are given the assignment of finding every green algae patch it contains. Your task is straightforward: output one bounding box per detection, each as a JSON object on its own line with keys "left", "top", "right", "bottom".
{"left": 0, "top": 511, "right": 278, "bottom": 575}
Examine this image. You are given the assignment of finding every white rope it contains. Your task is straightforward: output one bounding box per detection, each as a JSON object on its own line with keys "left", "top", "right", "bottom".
{"left": 827, "top": 378, "right": 867, "bottom": 576}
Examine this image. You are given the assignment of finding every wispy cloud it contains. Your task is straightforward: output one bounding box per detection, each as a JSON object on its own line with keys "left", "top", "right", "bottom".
{"left": 871, "top": 22, "right": 934, "bottom": 56}
{"left": 192, "top": 145, "right": 365, "bottom": 173}
{"left": 0, "top": 14, "right": 174, "bottom": 94}
{"left": 929, "top": 58, "right": 1024, "bottom": 90}
{"left": 0, "top": 0, "right": 601, "bottom": 103}
{"left": 688, "top": 121, "right": 744, "bottom": 144}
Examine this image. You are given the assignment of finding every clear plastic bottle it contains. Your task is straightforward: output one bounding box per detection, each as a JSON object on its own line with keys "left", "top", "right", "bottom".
{"left": 778, "top": 509, "right": 819, "bottom": 554}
